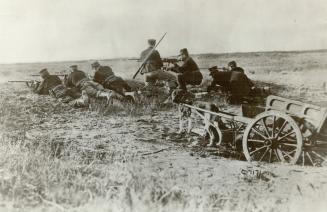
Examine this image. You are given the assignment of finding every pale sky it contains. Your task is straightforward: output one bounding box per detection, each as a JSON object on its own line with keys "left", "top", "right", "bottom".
{"left": 0, "top": 0, "right": 326, "bottom": 63}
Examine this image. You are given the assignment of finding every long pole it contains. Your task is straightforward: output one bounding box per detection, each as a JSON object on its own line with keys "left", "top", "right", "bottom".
{"left": 132, "top": 32, "right": 167, "bottom": 79}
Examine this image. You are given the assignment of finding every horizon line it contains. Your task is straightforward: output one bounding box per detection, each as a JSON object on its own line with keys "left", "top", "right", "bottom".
{"left": 1, "top": 48, "right": 327, "bottom": 66}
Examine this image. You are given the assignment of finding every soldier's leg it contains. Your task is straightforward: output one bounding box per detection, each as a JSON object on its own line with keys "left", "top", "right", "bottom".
{"left": 144, "top": 72, "right": 157, "bottom": 86}
{"left": 50, "top": 85, "right": 75, "bottom": 103}
{"left": 81, "top": 82, "right": 98, "bottom": 98}
{"left": 105, "top": 81, "right": 126, "bottom": 95}
{"left": 66, "top": 87, "right": 82, "bottom": 99}
{"left": 114, "top": 77, "right": 132, "bottom": 92}
{"left": 186, "top": 71, "right": 203, "bottom": 86}
{"left": 71, "top": 90, "right": 90, "bottom": 107}
{"left": 177, "top": 74, "right": 187, "bottom": 90}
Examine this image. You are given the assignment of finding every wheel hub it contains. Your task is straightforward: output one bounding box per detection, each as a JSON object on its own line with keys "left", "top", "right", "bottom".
{"left": 265, "top": 138, "right": 279, "bottom": 149}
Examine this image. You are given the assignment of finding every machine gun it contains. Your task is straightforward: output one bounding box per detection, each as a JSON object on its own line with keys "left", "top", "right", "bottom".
{"left": 162, "top": 58, "right": 181, "bottom": 64}
{"left": 205, "top": 66, "right": 228, "bottom": 71}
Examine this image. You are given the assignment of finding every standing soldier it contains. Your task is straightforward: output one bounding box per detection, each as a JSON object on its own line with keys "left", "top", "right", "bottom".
{"left": 91, "top": 61, "right": 131, "bottom": 95}
{"left": 169, "top": 48, "right": 203, "bottom": 91}
{"left": 65, "top": 65, "right": 122, "bottom": 107}
{"left": 139, "top": 39, "right": 176, "bottom": 88}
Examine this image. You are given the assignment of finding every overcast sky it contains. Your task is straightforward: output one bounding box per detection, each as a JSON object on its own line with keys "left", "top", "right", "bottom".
{"left": 0, "top": 0, "right": 326, "bottom": 63}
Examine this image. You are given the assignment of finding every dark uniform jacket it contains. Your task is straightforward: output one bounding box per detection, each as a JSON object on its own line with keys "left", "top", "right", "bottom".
{"left": 209, "top": 70, "right": 252, "bottom": 97}
{"left": 177, "top": 57, "right": 200, "bottom": 74}
{"left": 36, "top": 75, "right": 62, "bottom": 95}
{"left": 65, "top": 70, "right": 88, "bottom": 87}
{"left": 93, "top": 66, "right": 114, "bottom": 85}
{"left": 231, "top": 67, "right": 244, "bottom": 74}
{"left": 140, "top": 47, "right": 163, "bottom": 73}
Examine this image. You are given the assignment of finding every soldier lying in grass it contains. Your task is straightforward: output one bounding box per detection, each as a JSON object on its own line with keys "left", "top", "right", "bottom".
{"left": 91, "top": 61, "right": 132, "bottom": 95}
{"left": 65, "top": 65, "right": 131, "bottom": 107}
{"left": 26, "top": 68, "right": 80, "bottom": 103}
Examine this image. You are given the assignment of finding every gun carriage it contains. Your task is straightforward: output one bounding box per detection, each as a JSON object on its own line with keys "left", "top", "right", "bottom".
{"left": 180, "top": 95, "right": 327, "bottom": 166}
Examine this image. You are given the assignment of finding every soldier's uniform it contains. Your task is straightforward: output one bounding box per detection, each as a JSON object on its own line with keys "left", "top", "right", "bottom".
{"left": 27, "top": 68, "right": 79, "bottom": 103}
{"left": 65, "top": 65, "right": 117, "bottom": 107}
{"left": 91, "top": 61, "right": 131, "bottom": 95}
{"left": 140, "top": 39, "right": 177, "bottom": 88}
{"left": 228, "top": 61, "right": 254, "bottom": 88}
{"left": 172, "top": 48, "right": 203, "bottom": 90}
{"left": 207, "top": 66, "right": 253, "bottom": 103}
{"left": 35, "top": 75, "right": 62, "bottom": 95}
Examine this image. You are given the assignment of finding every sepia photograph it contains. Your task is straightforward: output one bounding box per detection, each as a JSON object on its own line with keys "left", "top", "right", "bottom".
{"left": 0, "top": 0, "right": 327, "bottom": 211}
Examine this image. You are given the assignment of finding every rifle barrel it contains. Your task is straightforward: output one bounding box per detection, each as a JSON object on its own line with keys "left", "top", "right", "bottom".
{"left": 199, "top": 67, "right": 226, "bottom": 70}
{"left": 30, "top": 74, "right": 66, "bottom": 76}
{"left": 8, "top": 80, "right": 32, "bottom": 83}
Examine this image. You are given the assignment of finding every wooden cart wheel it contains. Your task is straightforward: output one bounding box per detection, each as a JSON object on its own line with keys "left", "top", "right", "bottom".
{"left": 291, "top": 118, "right": 327, "bottom": 166}
{"left": 243, "top": 110, "right": 303, "bottom": 164}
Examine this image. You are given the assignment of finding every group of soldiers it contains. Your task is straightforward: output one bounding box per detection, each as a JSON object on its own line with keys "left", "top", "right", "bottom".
{"left": 140, "top": 39, "right": 255, "bottom": 103}
{"left": 25, "top": 38, "right": 256, "bottom": 107}
{"left": 27, "top": 61, "right": 133, "bottom": 107}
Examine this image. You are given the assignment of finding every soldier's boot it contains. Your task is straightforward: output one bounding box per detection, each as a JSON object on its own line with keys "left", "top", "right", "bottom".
{"left": 72, "top": 90, "right": 89, "bottom": 108}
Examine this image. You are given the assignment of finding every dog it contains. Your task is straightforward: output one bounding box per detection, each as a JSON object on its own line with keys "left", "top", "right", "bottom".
{"left": 172, "top": 89, "right": 224, "bottom": 147}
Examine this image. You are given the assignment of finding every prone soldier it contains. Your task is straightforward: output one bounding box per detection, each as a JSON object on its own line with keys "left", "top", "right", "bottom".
{"left": 91, "top": 61, "right": 131, "bottom": 95}
{"left": 26, "top": 68, "right": 80, "bottom": 102}
{"left": 65, "top": 65, "right": 124, "bottom": 107}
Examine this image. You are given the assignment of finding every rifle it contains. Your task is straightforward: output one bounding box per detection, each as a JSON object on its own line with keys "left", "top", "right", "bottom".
{"left": 132, "top": 32, "right": 167, "bottom": 79}
{"left": 200, "top": 67, "right": 228, "bottom": 71}
{"left": 30, "top": 74, "right": 67, "bottom": 77}
{"left": 162, "top": 58, "right": 181, "bottom": 64}
{"left": 8, "top": 80, "right": 39, "bottom": 83}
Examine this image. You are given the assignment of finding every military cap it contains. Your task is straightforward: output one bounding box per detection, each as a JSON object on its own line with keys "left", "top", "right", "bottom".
{"left": 148, "top": 39, "right": 156, "bottom": 46}
{"left": 69, "top": 65, "right": 78, "bottom": 69}
{"left": 228, "top": 61, "right": 237, "bottom": 67}
{"left": 39, "top": 68, "right": 48, "bottom": 74}
{"left": 91, "top": 61, "right": 100, "bottom": 68}
{"left": 179, "top": 48, "right": 189, "bottom": 56}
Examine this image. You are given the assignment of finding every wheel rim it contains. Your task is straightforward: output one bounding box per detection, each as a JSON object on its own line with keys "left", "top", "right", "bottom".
{"left": 243, "top": 111, "right": 303, "bottom": 164}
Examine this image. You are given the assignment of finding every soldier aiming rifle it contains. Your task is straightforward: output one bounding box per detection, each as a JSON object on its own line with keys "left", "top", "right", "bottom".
{"left": 166, "top": 48, "right": 203, "bottom": 91}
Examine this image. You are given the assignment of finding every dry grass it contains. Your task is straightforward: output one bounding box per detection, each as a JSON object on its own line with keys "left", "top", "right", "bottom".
{"left": 1, "top": 50, "right": 327, "bottom": 211}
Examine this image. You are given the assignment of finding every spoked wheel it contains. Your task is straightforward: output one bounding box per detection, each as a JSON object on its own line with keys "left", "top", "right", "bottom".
{"left": 243, "top": 111, "right": 303, "bottom": 164}
{"left": 291, "top": 117, "right": 327, "bottom": 166}
{"left": 298, "top": 145, "right": 327, "bottom": 166}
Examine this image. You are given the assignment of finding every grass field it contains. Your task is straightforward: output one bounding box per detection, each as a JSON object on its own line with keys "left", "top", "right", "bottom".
{"left": 0, "top": 50, "right": 327, "bottom": 212}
